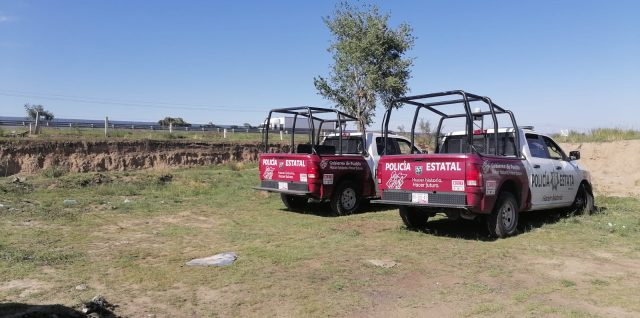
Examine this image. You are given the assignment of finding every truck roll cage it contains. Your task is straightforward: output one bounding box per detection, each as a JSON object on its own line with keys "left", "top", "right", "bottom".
{"left": 262, "top": 106, "right": 361, "bottom": 155}
{"left": 382, "top": 90, "right": 521, "bottom": 158}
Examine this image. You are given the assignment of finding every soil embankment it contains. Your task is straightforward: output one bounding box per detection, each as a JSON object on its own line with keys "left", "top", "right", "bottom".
{"left": 0, "top": 140, "right": 287, "bottom": 176}
{"left": 0, "top": 139, "right": 637, "bottom": 197}
{"left": 560, "top": 140, "right": 640, "bottom": 197}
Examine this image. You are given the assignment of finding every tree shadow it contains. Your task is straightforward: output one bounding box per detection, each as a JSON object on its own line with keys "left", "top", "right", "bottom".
{"left": 0, "top": 302, "right": 119, "bottom": 318}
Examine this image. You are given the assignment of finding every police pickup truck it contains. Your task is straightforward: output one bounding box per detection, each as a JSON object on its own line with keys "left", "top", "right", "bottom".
{"left": 255, "top": 107, "right": 418, "bottom": 215}
{"left": 374, "top": 91, "right": 594, "bottom": 237}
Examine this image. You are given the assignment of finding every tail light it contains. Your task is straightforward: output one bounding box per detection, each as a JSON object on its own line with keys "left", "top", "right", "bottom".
{"left": 466, "top": 162, "right": 482, "bottom": 187}
{"left": 307, "top": 164, "right": 319, "bottom": 181}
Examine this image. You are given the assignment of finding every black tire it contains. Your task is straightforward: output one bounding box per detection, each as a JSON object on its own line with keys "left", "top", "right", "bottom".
{"left": 280, "top": 194, "right": 307, "bottom": 211}
{"left": 330, "top": 181, "right": 361, "bottom": 216}
{"left": 573, "top": 183, "right": 595, "bottom": 215}
{"left": 487, "top": 192, "right": 519, "bottom": 238}
{"left": 399, "top": 206, "right": 429, "bottom": 229}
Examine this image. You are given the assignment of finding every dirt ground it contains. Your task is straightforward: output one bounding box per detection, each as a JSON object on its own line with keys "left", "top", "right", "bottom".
{"left": 560, "top": 140, "right": 640, "bottom": 197}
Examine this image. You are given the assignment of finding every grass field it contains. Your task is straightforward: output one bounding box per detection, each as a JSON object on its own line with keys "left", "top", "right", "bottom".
{"left": 1, "top": 165, "right": 640, "bottom": 317}
{"left": 0, "top": 126, "right": 295, "bottom": 144}
{"left": 552, "top": 128, "right": 640, "bottom": 143}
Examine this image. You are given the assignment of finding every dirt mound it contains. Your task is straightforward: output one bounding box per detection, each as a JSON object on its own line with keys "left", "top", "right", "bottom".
{"left": 0, "top": 140, "right": 288, "bottom": 176}
{"left": 560, "top": 139, "right": 640, "bottom": 197}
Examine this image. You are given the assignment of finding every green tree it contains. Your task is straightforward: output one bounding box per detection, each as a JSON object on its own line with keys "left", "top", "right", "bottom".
{"left": 158, "top": 117, "right": 191, "bottom": 127}
{"left": 24, "top": 104, "right": 54, "bottom": 121}
{"left": 418, "top": 118, "right": 434, "bottom": 150}
{"left": 314, "top": 2, "right": 414, "bottom": 131}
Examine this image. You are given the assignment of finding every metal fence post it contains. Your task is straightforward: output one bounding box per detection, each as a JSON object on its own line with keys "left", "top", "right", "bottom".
{"left": 104, "top": 116, "right": 109, "bottom": 137}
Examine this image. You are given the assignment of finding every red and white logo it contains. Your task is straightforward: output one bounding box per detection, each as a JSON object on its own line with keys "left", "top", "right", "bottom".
{"left": 263, "top": 167, "right": 275, "bottom": 180}
{"left": 386, "top": 171, "right": 407, "bottom": 190}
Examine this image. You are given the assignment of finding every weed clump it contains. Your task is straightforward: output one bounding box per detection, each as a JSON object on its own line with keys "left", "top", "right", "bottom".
{"left": 227, "top": 161, "right": 245, "bottom": 171}
{"left": 41, "top": 165, "right": 68, "bottom": 178}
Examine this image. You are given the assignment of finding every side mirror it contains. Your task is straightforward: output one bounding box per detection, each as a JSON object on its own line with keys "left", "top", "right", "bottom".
{"left": 569, "top": 150, "right": 580, "bottom": 160}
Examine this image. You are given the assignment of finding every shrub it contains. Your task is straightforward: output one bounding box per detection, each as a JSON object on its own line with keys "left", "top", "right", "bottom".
{"left": 41, "top": 165, "right": 68, "bottom": 178}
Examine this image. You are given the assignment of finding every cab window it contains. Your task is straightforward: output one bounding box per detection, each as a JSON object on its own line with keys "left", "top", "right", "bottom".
{"left": 396, "top": 139, "right": 414, "bottom": 154}
{"left": 542, "top": 136, "right": 566, "bottom": 160}
{"left": 376, "top": 137, "right": 400, "bottom": 155}
{"left": 526, "top": 134, "right": 549, "bottom": 159}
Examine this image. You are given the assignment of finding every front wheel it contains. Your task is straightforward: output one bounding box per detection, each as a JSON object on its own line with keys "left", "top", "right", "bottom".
{"left": 281, "top": 194, "right": 307, "bottom": 211}
{"left": 573, "top": 183, "right": 595, "bottom": 215}
{"left": 487, "top": 192, "right": 519, "bottom": 238}
{"left": 399, "top": 206, "right": 429, "bottom": 229}
{"left": 330, "top": 181, "right": 361, "bottom": 216}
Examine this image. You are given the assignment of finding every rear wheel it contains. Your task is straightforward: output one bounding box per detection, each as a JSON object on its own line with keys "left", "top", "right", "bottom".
{"left": 399, "top": 206, "right": 429, "bottom": 229}
{"left": 280, "top": 194, "right": 307, "bottom": 211}
{"left": 573, "top": 183, "right": 595, "bottom": 214}
{"left": 330, "top": 181, "right": 361, "bottom": 216}
{"left": 487, "top": 192, "right": 519, "bottom": 238}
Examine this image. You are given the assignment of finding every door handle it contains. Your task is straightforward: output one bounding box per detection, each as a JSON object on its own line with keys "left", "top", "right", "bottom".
{"left": 555, "top": 166, "right": 562, "bottom": 170}
{"left": 533, "top": 164, "right": 540, "bottom": 169}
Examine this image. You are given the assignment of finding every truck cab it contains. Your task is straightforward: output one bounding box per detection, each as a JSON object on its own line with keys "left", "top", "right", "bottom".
{"left": 374, "top": 90, "right": 594, "bottom": 237}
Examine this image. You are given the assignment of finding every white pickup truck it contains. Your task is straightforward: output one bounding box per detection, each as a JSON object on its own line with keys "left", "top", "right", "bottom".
{"left": 375, "top": 91, "right": 595, "bottom": 237}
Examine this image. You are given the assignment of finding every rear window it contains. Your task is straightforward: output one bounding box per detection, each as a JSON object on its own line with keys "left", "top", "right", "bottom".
{"left": 322, "top": 137, "right": 364, "bottom": 154}
{"left": 441, "top": 133, "right": 516, "bottom": 156}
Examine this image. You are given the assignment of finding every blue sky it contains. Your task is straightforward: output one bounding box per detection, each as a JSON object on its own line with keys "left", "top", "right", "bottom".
{"left": 1, "top": 0, "right": 638, "bottom": 133}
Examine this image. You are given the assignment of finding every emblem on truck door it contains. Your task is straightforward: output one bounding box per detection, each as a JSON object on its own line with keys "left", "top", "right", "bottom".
{"left": 320, "top": 160, "right": 328, "bottom": 169}
{"left": 415, "top": 165, "right": 423, "bottom": 175}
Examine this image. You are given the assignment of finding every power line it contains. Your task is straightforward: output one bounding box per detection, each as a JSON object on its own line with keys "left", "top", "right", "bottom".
{"left": 0, "top": 89, "right": 265, "bottom": 113}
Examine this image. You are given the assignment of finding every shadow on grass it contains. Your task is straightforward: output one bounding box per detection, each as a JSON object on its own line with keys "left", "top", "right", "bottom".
{"left": 0, "top": 302, "right": 121, "bottom": 318}
{"left": 279, "top": 200, "right": 396, "bottom": 218}
{"left": 405, "top": 207, "right": 605, "bottom": 241}
{"left": 0, "top": 303, "right": 84, "bottom": 318}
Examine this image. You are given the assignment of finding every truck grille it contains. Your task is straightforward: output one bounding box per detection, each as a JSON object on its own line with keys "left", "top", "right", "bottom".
{"left": 382, "top": 190, "right": 466, "bottom": 206}
{"left": 261, "top": 180, "right": 309, "bottom": 192}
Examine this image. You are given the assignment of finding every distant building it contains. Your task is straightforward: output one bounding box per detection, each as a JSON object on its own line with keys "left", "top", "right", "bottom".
{"left": 263, "top": 116, "right": 323, "bottom": 131}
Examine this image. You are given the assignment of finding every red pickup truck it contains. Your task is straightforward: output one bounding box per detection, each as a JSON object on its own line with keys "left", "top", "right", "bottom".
{"left": 374, "top": 91, "right": 594, "bottom": 237}
{"left": 254, "top": 107, "right": 417, "bottom": 215}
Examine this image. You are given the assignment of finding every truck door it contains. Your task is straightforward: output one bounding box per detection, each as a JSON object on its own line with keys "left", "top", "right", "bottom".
{"left": 541, "top": 136, "right": 579, "bottom": 206}
{"left": 525, "top": 134, "right": 557, "bottom": 209}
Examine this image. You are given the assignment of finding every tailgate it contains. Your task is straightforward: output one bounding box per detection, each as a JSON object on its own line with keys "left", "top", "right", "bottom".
{"left": 377, "top": 154, "right": 468, "bottom": 205}
{"left": 258, "top": 153, "right": 315, "bottom": 193}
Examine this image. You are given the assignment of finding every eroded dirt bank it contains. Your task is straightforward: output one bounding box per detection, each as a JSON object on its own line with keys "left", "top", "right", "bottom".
{"left": 1, "top": 139, "right": 638, "bottom": 197}
{"left": 0, "top": 140, "right": 287, "bottom": 176}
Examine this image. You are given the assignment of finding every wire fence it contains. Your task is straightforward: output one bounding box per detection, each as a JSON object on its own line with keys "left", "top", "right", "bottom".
{"left": 0, "top": 118, "right": 347, "bottom": 143}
